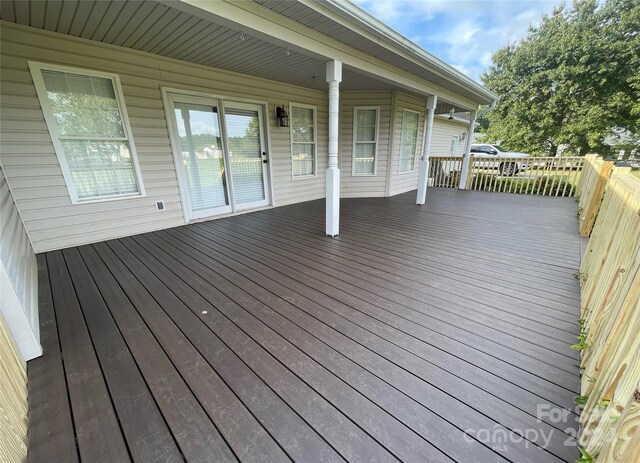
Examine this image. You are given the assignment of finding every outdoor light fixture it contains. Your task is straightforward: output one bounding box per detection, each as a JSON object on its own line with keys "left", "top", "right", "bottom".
{"left": 276, "top": 105, "right": 289, "bottom": 127}
{"left": 448, "top": 108, "right": 455, "bottom": 120}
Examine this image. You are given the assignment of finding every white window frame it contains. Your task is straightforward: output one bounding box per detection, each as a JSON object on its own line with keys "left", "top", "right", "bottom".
{"left": 398, "top": 109, "right": 421, "bottom": 174}
{"left": 28, "top": 61, "right": 145, "bottom": 204}
{"left": 289, "top": 102, "right": 317, "bottom": 179}
{"left": 352, "top": 106, "right": 380, "bottom": 176}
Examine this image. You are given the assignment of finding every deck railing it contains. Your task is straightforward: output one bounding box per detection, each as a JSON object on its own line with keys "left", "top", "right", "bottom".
{"left": 575, "top": 164, "right": 640, "bottom": 462}
{"left": 428, "top": 155, "right": 585, "bottom": 196}
{"left": 427, "top": 156, "right": 464, "bottom": 188}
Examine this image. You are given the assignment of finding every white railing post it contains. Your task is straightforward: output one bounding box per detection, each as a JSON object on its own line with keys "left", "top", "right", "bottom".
{"left": 416, "top": 95, "right": 437, "bottom": 205}
{"left": 326, "top": 60, "right": 342, "bottom": 236}
{"left": 458, "top": 109, "right": 476, "bottom": 189}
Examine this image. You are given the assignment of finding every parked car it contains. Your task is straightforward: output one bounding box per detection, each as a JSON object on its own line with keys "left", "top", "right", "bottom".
{"left": 470, "top": 144, "right": 531, "bottom": 175}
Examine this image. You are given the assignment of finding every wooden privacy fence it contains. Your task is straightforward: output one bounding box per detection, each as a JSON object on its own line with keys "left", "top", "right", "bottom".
{"left": 428, "top": 155, "right": 584, "bottom": 196}
{"left": 577, "top": 172, "right": 640, "bottom": 462}
{"left": 576, "top": 155, "right": 633, "bottom": 237}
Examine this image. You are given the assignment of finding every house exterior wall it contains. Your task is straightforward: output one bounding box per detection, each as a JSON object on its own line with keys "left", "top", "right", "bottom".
{"left": 0, "top": 166, "right": 40, "bottom": 360}
{"left": 0, "top": 22, "right": 328, "bottom": 253}
{"left": 388, "top": 91, "right": 427, "bottom": 196}
{"left": 340, "top": 90, "right": 392, "bottom": 198}
{"left": 430, "top": 118, "right": 469, "bottom": 156}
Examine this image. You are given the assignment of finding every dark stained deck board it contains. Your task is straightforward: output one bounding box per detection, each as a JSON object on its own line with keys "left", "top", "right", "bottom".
{"left": 264, "top": 208, "right": 575, "bottom": 318}
{"left": 110, "top": 237, "right": 396, "bottom": 463}
{"left": 46, "top": 250, "right": 131, "bottom": 463}
{"left": 252, "top": 208, "right": 575, "bottom": 318}
{"left": 232, "top": 214, "right": 581, "bottom": 347}
{"left": 29, "top": 189, "right": 582, "bottom": 463}
{"left": 27, "top": 255, "right": 78, "bottom": 463}
{"left": 165, "top": 221, "right": 581, "bottom": 418}
{"left": 61, "top": 248, "right": 184, "bottom": 463}
{"left": 237, "top": 206, "right": 581, "bottom": 303}
{"left": 198, "top": 216, "right": 580, "bottom": 369}
{"left": 91, "top": 241, "right": 286, "bottom": 462}
{"left": 180, "top": 221, "right": 579, "bottom": 404}
{"left": 78, "top": 245, "right": 239, "bottom": 462}
{"left": 99, "top": 239, "right": 347, "bottom": 463}
{"left": 207, "top": 216, "right": 580, "bottom": 358}
{"left": 131, "top": 232, "right": 459, "bottom": 463}
{"left": 151, "top": 227, "right": 576, "bottom": 463}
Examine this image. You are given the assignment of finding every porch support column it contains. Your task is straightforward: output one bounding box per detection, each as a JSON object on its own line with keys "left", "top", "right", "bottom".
{"left": 326, "top": 60, "right": 342, "bottom": 236}
{"left": 416, "top": 95, "right": 438, "bottom": 205}
{"left": 458, "top": 109, "right": 477, "bottom": 189}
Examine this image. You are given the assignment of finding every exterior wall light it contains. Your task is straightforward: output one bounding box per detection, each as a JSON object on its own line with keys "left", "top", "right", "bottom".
{"left": 276, "top": 105, "right": 289, "bottom": 127}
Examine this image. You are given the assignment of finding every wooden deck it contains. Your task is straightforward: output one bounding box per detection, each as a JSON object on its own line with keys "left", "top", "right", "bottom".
{"left": 27, "top": 189, "right": 583, "bottom": 463}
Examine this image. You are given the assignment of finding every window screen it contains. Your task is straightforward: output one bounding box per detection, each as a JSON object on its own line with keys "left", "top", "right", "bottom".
{"left": 353, "top": 107, "right": 378, "bottom": 175}
{"left": 36, "top": 67, "right": 142, "bottom": 201}
{"left": 290, "top": 105, "right": 316, "bottom": 178}
{"left": 399, "top": 110, "right": 419, "bottom": 173}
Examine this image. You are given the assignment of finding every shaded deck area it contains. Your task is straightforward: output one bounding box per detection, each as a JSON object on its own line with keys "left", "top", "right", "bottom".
{"left": 28, "top": 189, "right": 583, "bottom": 463}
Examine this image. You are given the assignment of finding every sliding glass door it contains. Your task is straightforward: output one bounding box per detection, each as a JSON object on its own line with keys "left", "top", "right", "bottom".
{"left": 165, "top": 92, "right": 270, "bottom": 221}
{"left": 224, "top": 103, "right": 268, "bottom": 210}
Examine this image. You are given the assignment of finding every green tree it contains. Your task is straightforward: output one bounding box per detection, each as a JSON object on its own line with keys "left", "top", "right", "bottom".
{"left": 480, "top": 0, "right": 640, "bottom": 156}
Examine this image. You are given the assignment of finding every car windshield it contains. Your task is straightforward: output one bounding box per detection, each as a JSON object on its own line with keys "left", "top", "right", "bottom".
{"left": 492, "top": 145, "right": 507, "bottom": 152}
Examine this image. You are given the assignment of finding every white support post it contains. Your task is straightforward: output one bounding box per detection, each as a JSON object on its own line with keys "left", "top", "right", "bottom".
{"left": 416, "top": 95, "right": 437, "bottom": 205}
{"left": 458, "top": 109, "right": 477, "bottom": 190}
{"left": 326, "top": 60, "right": 342, "bottom": 236}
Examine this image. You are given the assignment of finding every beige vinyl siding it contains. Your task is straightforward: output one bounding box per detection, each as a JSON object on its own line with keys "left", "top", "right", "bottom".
{"left": 0, "top": 21, "right": 328, "bottom": 252}
{"left": 340, "top": 90, "right": 392, "bottom": 198}
{"left": 388, "top": 91, "right": 427, "bottom": 196}
{"left": 0, "top": 312, "right": 27, "bottom": 463}
{"left": 0, "top": 166, "right": 39, "bottom": 360}
{"left": 430, "top": 118, "right": 468, "bottom": 156}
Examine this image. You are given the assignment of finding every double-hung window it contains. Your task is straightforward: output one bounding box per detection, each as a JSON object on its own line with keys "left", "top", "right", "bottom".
{"left": 29, "top": 62, "right": 144, "bottom": 203}
{"left": 290, "top": 104, "right": 316, "bottom": 178}
{"left": 398, "top": 109, "right": 420, "bottom": 173}
{"left": 353, "top": 107, "right": 379, "bottom": 175}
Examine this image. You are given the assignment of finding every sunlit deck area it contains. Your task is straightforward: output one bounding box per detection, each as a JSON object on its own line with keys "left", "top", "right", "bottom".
{"left": 28, "top": 188, "right": 583, "bottom": 463}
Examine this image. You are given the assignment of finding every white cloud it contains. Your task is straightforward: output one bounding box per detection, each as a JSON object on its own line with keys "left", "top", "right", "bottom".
{"left": 355, "top": 0, "right": 562, "bottom": 81}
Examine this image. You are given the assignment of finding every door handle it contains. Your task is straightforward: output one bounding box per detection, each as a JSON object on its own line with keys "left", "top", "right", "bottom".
{"left": 262, "top": 151, "right": 268, "bottom": 164}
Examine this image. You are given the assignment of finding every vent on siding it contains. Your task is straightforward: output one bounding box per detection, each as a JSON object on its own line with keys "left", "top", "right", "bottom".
{"left": 155, "top": 200, "right": 165, "bottom": 211}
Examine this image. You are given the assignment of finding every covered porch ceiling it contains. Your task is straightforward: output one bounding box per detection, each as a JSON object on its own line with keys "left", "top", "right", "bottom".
{"left": 0, "top": 0, "right": 486, "bottom": 113}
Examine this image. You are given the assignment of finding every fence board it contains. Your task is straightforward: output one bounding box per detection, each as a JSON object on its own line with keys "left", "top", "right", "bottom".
{"left": 0, "top": 313, "right": 27, "bottom": 463}
{"left": 578, "top": 156, "right": 614, "bottom": 236}
{"left": 577, "top": 173, "right": 640, "bottom": 462}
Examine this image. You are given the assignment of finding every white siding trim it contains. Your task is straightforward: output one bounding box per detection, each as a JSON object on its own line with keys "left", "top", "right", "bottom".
{"left": 0, "top": 167, "right": 40, "bottom": 361}
{"left": 27, "top": 61, "right": 146, "bottom": 204}
{"left": 352, "top": 106, "right": 380, "bottom": 177}
{"left": 0, "top": 263, "right": 40, "bottom": 361}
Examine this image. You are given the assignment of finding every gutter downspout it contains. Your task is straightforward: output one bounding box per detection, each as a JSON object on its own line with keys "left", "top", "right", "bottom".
{"left": 465, "top": 98, "right": 498, "bottom": 147}
{"left": 476, "top": 99, "right": 497, "bottom": 124}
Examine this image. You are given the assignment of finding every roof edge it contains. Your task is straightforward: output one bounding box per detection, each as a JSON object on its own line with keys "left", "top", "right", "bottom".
{"left": 321, "top": 0, "right": 498, "bottom": 103}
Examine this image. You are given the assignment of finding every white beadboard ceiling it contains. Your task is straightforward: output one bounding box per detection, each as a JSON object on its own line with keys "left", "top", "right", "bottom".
{"left": 0, "top": 0, "right": 468, "bottom": 112}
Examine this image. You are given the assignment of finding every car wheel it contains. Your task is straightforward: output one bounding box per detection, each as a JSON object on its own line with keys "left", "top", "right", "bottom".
{"left": 500, "top": 162, "right": 515, "bottom": 176}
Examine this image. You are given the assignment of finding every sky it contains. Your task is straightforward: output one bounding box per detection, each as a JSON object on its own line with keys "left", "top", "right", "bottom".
{"left": 354, "top": 0, "right": 563, "bottom": 83}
